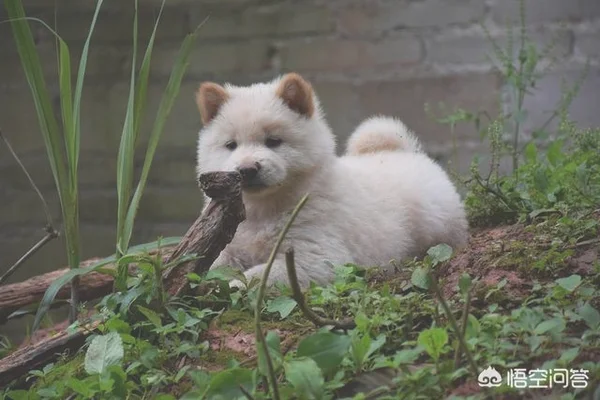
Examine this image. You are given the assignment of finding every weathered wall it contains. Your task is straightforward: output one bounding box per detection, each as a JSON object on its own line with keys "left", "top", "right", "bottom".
{"left": 0, "top": 0, "right": 598, "bottom": 283}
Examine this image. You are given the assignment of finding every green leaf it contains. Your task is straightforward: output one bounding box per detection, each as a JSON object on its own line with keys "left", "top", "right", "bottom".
{"left": 296, "top": 331, "right": 351, "bottom": 375}
{"left": 555, "top": 275, "right": 581, "bottom": 292}
{"left": 427, "top": 244, "right": 453, "bottom": 265}
{"left": 524, "top": 141, "right": 538, "bottom": 163}
{"left": 351, "top": 334, "right": 371, "bottom": 369}
{"left": 458, "top": 273, "right": 472, "bottom": 296}
{"left": 392, "top": 347, "right": 423, "bottom": 365}
{"left": 533, "top": 317, "right": 565, "bottom": 335}
{"left": 84, "top": 332, "right": 124, "bottom": 375}
{"left": 578, "top": 303, "right": 600, "bottom": 330}
{"left": 205, "top": 266, "right": 246, "bottom": 282}
{"left": 136, "top": 305, "right": 163, "bottom": 328}
{"left": 115, "top": 0, "right": 141, "bottom": 259}
{"left": 257, "top": 331, "right": 283, "bottom": 376}
{"left": 266, "top": 296, "right": 297, "bottom": 319}
{"left": 205, "top": 368, "right": 254, "bottom": 399}
{"left": 284, "top": 358, "right": 325, "bottom": 400}
{"left": 559, "top": 347, "right": 579, "bottom": 364}
{"left": 411, "top": 267, "right": 431, "bottom": 290}
{"left": 31, "top": 258, "right": 113, "bottom": 332}
{"left": 417, "top": 328, "right": 448, "bottom": 360}
{"left": 546, "top": 139, "right": 564, "bottom": 167}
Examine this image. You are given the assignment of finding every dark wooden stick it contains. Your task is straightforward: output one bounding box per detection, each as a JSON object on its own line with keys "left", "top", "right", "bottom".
{"left": 162, "top": 171, "right": 245, "bottom": 296}
{"left": 285, "top": 248, "right": 355, "bottom": 330}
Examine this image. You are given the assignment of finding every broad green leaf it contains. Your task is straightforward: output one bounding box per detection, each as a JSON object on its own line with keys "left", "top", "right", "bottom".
{"left": 392, "top": 347, "right": 423, "bottom": 365}
{"left": 296, "top": 331, "right": 351, "bottom": 375}
{"left": 524, "top": 141, "right": 537, "bottom": 163}
{"left": 547, "top": 139, "right": 564, "bottom": 167}
{"left": 411, "top": 267, "right": 431, "bottom": 290}
{"left": 578, "top": 303, "right": 600, "bottom": 329}
{"left": 427, "top": 244, "right": 453, "bottom": 265}
{"left": 418, "top": 327, "right": 448, "bottom": 360}
{"left": 284, "top": 358, "right": 325, "bottom": 400}
{"left": 266, "top": 296, "right": 297, "bottom": 319}
{"left": 351, "top": 334, "right": 371, "bottom": 369}
{"left": 257, "top": 331, "right": 283, "bottom": 376}
{"left": 559, "top": 347, "right": 579, "bottom": 364}
{"left": 205, "top": 266, "right": 246, "bottom": 283}
{"left": 84, "top": 332, "right": 124, "bottom": 375}
{"left": 555, "top": 275, "right": 581, "bottom": 292}
{"left": 136, "top": 305, "right": 163, "bottom": 328}
{"left": 533, "top": 317, "right": 565, "bottom": 335}
{"left": 205, "top": 368, "right": 254, "bottom": 399}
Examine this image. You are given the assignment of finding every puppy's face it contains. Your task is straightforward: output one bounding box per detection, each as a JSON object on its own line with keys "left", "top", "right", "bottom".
{"left": 195, "top": 73, "right": 335, "bottom": 198}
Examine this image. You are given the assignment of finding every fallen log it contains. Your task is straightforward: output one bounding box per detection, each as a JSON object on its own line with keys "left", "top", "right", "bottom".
{"left": 0, "top": 321, "right": 101, "bottom": 388}
{"left": 0, "top": 171, "right": 245, "bottom": 387}
{"left": 0, "top": 259, "right": 121, "bottom": 323}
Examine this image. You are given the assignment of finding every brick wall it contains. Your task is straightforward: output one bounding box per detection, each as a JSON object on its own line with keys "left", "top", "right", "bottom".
{"left": 0, "top": 0, "right": 599, "bottom": 283}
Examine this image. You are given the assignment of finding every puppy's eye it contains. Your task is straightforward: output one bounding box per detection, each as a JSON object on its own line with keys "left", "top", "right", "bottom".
{"left": 225, "top": 140, "right": 237, "bottom": 150}
{"left": 265, "top": 138, "right": 282, "bottom": 148}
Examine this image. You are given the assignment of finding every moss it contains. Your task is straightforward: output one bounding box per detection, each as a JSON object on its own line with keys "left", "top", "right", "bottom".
{"left": 213, "top": 309, "right": 255, "bottom": 332}
{"left": 202, "top": 347, "right": 246, "bottom": 369}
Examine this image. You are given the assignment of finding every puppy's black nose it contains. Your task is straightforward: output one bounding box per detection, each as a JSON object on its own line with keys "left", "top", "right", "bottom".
{"left": 237, "top": 162, "right": 261, "bottom": 181}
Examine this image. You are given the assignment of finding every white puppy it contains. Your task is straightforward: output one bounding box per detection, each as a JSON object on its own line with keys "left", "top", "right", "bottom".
{"left": 195, "top": 73, "right": 468, "bottom": 288}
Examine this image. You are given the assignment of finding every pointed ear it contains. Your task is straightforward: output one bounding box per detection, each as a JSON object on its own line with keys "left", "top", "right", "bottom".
{"left": 196, "top": 82, "right": 229, "bottom": 125}
{"left": 275, "top": 73, "right": 315, "bottom": 117}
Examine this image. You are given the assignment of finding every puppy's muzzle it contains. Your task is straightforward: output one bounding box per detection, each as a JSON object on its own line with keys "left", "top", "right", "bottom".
{"left": 236, "top": 162, "right": 265, "bottom": 188}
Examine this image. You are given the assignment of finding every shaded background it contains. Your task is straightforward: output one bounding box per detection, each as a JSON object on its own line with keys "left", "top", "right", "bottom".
{"left": 0, "top": 0, "right": 599, "bottom": 287}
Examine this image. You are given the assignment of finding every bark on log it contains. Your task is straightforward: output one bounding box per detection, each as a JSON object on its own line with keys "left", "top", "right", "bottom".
{"left": 0, "top": 321, "right": 101, "bottom": 388}
{"left": 162, "top": 171, "right": 245, "bottom": 296}
{"left": 0, "top": 171, "right": 245, "bottom": 387}
{"left": 0, "top": 259, "right": 110, "bottom": 323}
{"left": 0, "top": 259, "right": 161, "bottom": 323}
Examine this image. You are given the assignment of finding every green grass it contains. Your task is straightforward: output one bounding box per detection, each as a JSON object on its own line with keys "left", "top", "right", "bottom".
{"left": 2, "top": 0, "right": 201, "bottom": 332}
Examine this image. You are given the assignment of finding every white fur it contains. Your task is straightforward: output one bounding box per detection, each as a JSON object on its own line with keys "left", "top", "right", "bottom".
{"left": 196, "top": 75, "right": 469, "bottom": 288}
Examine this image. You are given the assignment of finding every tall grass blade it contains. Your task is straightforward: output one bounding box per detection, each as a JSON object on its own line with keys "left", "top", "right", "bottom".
{"left": 4, "top": 0, "right": 68, "bottom": 208}
{"left": 115, "top": 0, "right": 140, "bottom": 261}
{"left": 71, "top": 0, "right": 103, "bottom": 173}
{"left": 132, "top": 0, "right": 165, "bottom": 150}
{"left": 121, "top": 27, "right": 202, "bottom": 248}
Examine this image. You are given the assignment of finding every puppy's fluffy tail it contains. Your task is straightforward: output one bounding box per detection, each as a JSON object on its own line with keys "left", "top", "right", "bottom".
{"left": 346, "top": 116, "right": 422, "bottom": 156}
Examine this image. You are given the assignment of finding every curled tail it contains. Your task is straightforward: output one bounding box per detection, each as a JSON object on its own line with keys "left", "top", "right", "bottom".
{"left": 346, "top": 116, "right": 423, "bottom": 156}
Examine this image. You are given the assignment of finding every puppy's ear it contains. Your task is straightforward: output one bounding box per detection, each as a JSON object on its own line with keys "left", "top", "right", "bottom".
{"left": 275, "top": 73, "right": 315, "bottom": 118}
{"left": 196, "top": 82, "right": 229, "bottom": 125}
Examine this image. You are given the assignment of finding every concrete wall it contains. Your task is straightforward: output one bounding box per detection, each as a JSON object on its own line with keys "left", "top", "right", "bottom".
{"left": 0, "top": 0, "right": 599, "bottom": 283}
